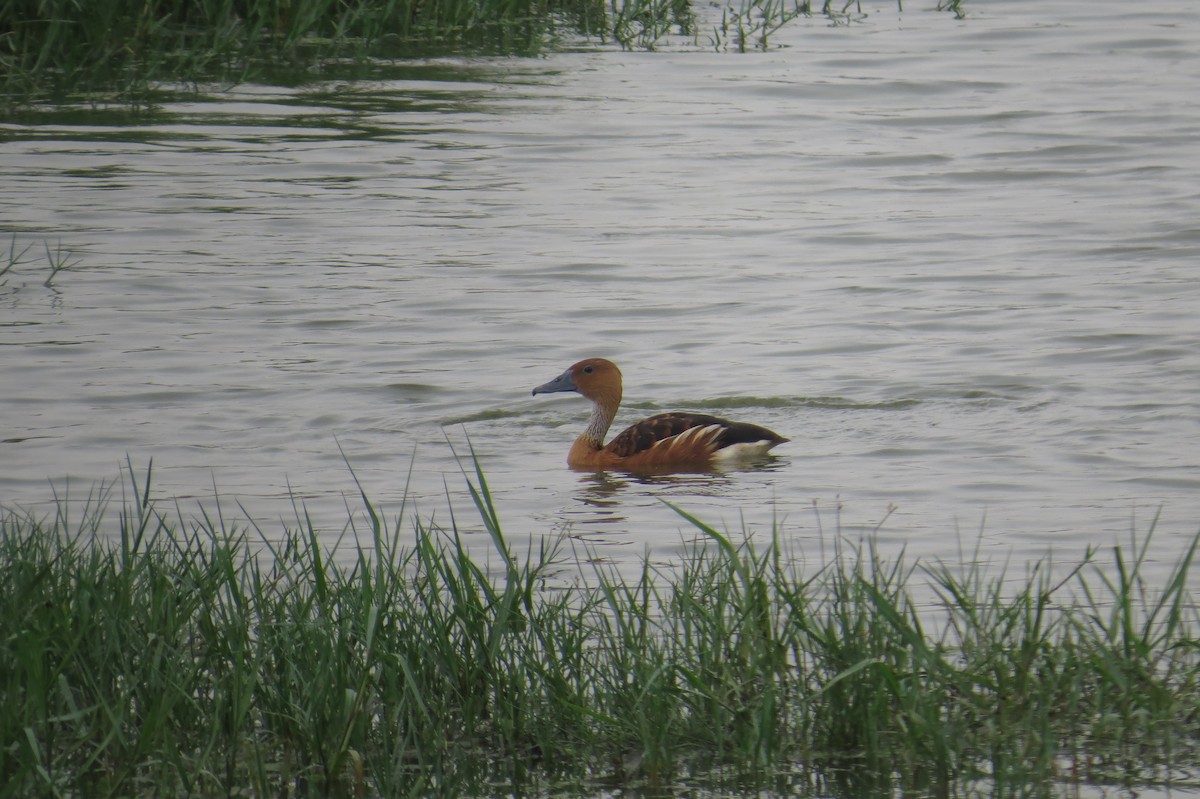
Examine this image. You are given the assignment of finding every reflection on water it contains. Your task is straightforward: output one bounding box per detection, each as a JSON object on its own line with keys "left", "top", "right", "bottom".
{"left": 2, "top": 0, "right": 1199, "bottom": 587}
{"left": 567, "top": 466, "right": 779, "bottom": 525}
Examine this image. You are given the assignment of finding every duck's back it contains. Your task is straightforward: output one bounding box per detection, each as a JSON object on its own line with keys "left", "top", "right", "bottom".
{"left": 605, "top": 412, "right": 786, "bottom": 466}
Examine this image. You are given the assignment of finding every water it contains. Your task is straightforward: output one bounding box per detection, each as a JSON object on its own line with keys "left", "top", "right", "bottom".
{"left": 2, "top": 0, "right": 1199, "bottom": 586}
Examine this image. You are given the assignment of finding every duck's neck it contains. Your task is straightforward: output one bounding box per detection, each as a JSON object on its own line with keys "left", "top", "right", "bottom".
{"left": 577, "top": 390, "right": 621, "bottom": 449}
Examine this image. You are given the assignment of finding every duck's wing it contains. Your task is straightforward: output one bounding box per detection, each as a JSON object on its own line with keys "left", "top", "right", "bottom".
{"left": 605, "top": 412, "right": 785, "bottom": 460}
{"left": 604, "top": 413, "right": 709, "bottom": 458}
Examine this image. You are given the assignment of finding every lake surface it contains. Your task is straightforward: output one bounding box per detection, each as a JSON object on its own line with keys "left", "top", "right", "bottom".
{"left": 2, "top": 0, "right": 1198, "bottom": 587}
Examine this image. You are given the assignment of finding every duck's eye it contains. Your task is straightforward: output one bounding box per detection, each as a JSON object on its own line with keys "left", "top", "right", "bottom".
{"left": 582, "top": 365, "right": 594, "bottom": 374}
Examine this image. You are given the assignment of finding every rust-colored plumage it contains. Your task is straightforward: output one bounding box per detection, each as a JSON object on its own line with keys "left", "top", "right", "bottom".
{"left": 531, "top": 358, "right": 787, "bottom": 472}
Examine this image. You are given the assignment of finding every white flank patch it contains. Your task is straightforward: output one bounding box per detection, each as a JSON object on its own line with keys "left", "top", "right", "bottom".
{"left": 712, "top": 440, "right": 779, "bottom": 465}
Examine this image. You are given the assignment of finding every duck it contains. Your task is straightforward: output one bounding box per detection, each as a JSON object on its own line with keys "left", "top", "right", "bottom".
{"left": 532, "top": 358, "right": 787, "bottom": 472}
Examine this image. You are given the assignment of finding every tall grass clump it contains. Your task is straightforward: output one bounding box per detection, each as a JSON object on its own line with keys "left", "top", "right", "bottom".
{"left": 2, "top": 459, "right": 1198, "bottom": 797}
{"left": 1, "top": 0, "right": 971, "bottom": 109}
{"left": 0, "top": 0, "right": 607, "bottom": 107}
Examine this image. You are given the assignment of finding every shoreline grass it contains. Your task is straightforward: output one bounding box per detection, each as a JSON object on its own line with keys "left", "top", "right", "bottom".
{"left": 2, "top": 0, "right": 955, "bottom": 112}
{"left": 2, "top": 460, "right": 1198, "bottom": 797}
{"left": 0, "top": 0, "right": 607, "bottom": 110}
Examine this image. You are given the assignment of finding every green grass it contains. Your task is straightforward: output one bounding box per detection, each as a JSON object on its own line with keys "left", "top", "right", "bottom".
{"left": 0, "top": 0, "right": 607, "bottom": 108}
{"left": 1, "top": 0, "right": 961, "bottom": 110}
{"left": 2, "top": 458, "right": 1197, "bottom": 797}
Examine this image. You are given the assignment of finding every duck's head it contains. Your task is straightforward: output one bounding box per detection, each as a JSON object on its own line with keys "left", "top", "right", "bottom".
{"left": 532, "top": 358, "right": 623, "bottom": 403}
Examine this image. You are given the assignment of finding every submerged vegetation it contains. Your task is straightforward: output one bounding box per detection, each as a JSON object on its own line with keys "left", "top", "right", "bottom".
{"left": 1, "top": 233, "right": 78, "bottom": 290}
{"left": 2, "top": 459, "right": 1199, "bottom": 798}
{"left": 1, "top": 0, "right": 957, "bottom": 110}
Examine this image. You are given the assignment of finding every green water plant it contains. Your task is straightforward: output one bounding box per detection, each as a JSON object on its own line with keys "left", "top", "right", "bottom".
{"left": 0, "top": 234, "right": 77, "bottom": 288}
{"left": 712, "top": 0, "right": 809, "bottom": 53}
{"left": 0, "top": 0, "right": 605, "bottom": 107}
{"left": 938, "top": 0, "right": 966, "bottom": 19}
{"left": 41, "top": 239, "right": 77, "bottom": 288}
{"left": 2, "top": 233, "right": 32, "bottom": 282}
{"left": 708, "top": 0, "right": 929, "bottom": 54}
{"left": 2, "top": 458, "right": 1197, "bottom": 797}
{"left": 2, "top": 0, "right": 969, "bottom": 110}
{"left": 608, "top": 0, "right": 696, "bottom": 49}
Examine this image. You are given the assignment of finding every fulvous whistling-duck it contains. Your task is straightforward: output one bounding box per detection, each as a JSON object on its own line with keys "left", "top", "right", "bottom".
{"left": 532, "top": 358, "right": 788, "bottom": 472}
